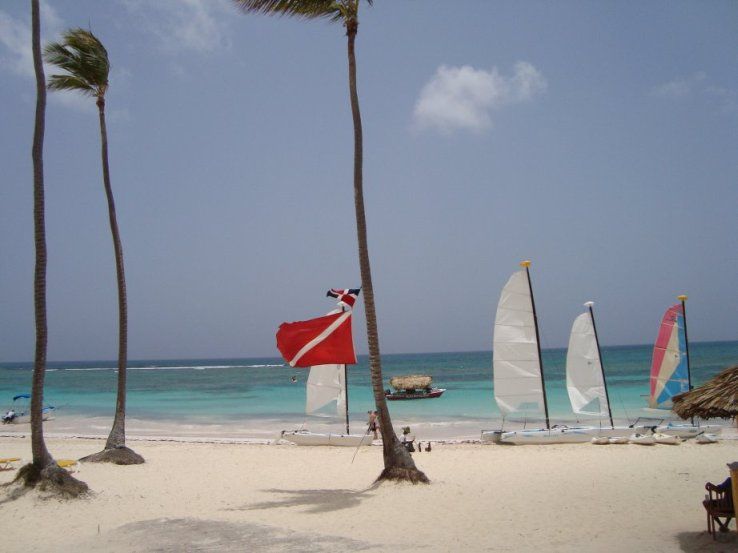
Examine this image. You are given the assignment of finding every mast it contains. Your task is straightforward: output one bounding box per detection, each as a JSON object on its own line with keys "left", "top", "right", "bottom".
{"left": 678, "top": 295, "right": 692, "bottom": 391}
{"left": 522, "top": 260, "right": 550, "bottom": 429}
{"left": 340, "top": 303, "right": 350, "bottom": 435}
{"left": 343, "top": 363, "right": 350, "bottom": 434}
{"left": 678, "top": 294, "right": 693, "bottom": 425}
{"left": 585, "top": 301, "right": 614, "bottom": 428}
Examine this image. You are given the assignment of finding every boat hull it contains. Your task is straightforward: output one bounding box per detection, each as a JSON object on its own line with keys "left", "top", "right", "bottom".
{"left": 491, "top": 422, "right": 724, "bottom": 445}
{"left": 385, "top": 388, "right": 445, "bottom": 401}
{"left": 280, "top": 430, "right": 373, "bottom": 447}
{"left": 497, "top": 426, "right": 651, "bottom": 445}
{"left": 653, "top": 422, "right": 722, "bottom": 438}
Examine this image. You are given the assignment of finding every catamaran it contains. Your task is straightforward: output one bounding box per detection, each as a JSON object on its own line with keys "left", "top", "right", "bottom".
{"left": 480, "top": 261, "right": 594, "bottom": 444}
{"left": 482, "top": 281, "right": 722, "bottom": 444}
{"left": 484, "top": 266, "right": 621, "bottom": 444}
{"left": 646, "top": 296, "right": 722, "bottom": 438}
{"left": 276, "top": 288, "right": 373, "bottom": 447}
{"left": 280, "top": 363, "right": 372, "bottom": 447}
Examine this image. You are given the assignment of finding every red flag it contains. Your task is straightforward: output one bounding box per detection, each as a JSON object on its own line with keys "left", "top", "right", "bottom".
{"left": 276, "top": 311, "right": 356, "bottom": 367}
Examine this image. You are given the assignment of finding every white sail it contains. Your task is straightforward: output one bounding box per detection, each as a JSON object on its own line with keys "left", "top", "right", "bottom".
{"left": 305, "top": 364, "right": 346, "bottom": 415}
{"left": 493, "top": 269, "right": 545, "bottom": 418}
{"left": 566, "top": 311, "right": 610, "bottom": 418}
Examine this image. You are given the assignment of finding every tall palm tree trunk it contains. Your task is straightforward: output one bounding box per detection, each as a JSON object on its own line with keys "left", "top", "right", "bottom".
{"left": 29, "top": 0, "right": 53, "bottom": 470}
{"left": 20, "top": 1, "right": 88, "bottom": 495}
{"left": 346, "top": 18, "right": 427, "bottom": 483}
{"left": 97, "top": 98, "right": 128, "bottom": 451}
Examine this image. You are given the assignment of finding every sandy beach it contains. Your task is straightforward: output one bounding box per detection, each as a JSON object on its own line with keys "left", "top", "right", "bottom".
{"left": 1, "top": 433, "right": 736, "bottom": 552}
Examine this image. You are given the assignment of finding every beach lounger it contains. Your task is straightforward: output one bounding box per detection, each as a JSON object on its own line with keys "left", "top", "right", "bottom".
{"left": 57, "top": 459, "right": 79, "bottom": 473}
{"left": 703, "top": 479, "right": 733, "bottom": 538}
{"left": 0, "top": 457, "right": 20, "bottom": 471}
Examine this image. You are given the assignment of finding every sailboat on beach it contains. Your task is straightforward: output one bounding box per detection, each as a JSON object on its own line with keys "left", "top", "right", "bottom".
{"left": 481, "top": 274, "right": 723, "bottom": 444}
{"left": 484, "top": 263, "right": 619, "bottom": 444}
{"left": 482, "top": 261, "right": 588, "bottom": 444}
{"left": 276, "top": 289, "right": 372, "bottom": 447}
{"left": 645, "top": 296, "right": 722, "bottom": 438}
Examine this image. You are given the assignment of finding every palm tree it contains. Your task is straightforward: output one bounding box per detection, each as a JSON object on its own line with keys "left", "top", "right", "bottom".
{"left": 44, "top": 28, "right": 142, "bottom": 465}
{"left": 235, "top": 0, "right": 427, "bottom": 483}
{"left": 17, "top": 0, "right": 88, "bottom": 496}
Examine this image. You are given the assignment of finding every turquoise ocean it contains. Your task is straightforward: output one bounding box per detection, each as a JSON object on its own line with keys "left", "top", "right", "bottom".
{"left": 1, "top": 341, "right": 736, "bottom": 440}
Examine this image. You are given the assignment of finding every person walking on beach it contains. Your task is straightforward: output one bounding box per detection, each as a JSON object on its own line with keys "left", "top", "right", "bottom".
{"left": 367, "top": 410, "right": 378, "bottom": 439}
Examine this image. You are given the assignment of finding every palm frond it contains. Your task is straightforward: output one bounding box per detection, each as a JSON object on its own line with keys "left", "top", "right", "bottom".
{"left": 43, "top": 28, "right": 109, "bottom": 97}
{"left": 234, "top": 0, "right": 368, "bottom": 23}
{"left": 47, "top": 74, "right": 96, "bottom": 95}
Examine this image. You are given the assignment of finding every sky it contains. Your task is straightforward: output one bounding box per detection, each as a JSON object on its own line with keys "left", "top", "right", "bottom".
{"left": 1, "top": 1, "right": 737, "bottom": 362}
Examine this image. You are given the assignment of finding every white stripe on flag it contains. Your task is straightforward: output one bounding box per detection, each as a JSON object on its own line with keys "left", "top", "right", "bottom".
{"left": 290, "top": 310, "right": 352, "bottom": 367}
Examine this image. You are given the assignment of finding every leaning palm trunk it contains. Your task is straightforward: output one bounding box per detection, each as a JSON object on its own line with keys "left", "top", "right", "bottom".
{"left": 346, "top": 19, "right": 427, "bottom": 484}
{"left": 18, "top": 0, "right": 88, "bottom": 496}
{"left": 43, "top": 27, "right": 143, "bottom": 465}
{"left": 79, "top": 98, "right": 143, "bottom": 465}
{"left": 98, "top": 98, "right": 131, "bottom": 453}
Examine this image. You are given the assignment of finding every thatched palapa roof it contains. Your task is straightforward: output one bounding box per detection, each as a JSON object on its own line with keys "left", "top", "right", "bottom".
{"left": 672, "top": 365, "right": 738, "bottom": 420}
{"left": 390, "top": 374, "right": 432, "bottom": 390}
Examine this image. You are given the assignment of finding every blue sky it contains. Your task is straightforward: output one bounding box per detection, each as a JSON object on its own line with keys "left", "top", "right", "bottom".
{"left": 1, "top": 1, "right": 736, "bottom": 362}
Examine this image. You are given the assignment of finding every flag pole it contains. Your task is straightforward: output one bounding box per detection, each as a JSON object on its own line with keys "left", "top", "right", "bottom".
{"left": 344, "top": 363, "right": 350, "bottom": 435}
{"left": 341, "top": 304, "right": 350, "bottom": 435}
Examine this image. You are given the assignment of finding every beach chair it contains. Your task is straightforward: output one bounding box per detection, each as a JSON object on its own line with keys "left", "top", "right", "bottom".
{"left": 57, "top": 459, "right": 79, "bottom": 473}
{"left": 0, "top": 457, "right": 21, "bottom": 471}
{"left": 703, "top": 480, "right": 734, "bottom": 538}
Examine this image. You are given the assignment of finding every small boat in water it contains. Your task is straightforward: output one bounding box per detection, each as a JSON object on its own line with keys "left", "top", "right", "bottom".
{"left": 2, "top": 394, "right": 55, "bottom": 424}
{"left": 384, "top": 375, "right": 445, "bottom": 401}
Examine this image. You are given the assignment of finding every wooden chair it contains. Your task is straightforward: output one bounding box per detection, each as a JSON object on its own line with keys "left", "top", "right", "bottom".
{"left": 703, "top": 480, "right": 734, "bottom": 538}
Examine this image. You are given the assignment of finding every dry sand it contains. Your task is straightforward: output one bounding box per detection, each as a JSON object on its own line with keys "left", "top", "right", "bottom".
{"left": 1, "top": 435, "right": 736, "bottom": 552}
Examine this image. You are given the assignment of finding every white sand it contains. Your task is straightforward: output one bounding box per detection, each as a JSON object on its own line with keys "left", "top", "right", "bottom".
{"left": 1, "top": 435, "right": 736, "bottom": 552}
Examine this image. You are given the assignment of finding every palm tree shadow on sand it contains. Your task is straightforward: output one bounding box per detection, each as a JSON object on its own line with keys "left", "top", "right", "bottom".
{"left": 230, "top": 483, "right": 380, "bottom": 515}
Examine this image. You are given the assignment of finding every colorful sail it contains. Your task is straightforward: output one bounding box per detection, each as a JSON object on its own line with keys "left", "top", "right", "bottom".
{"left": 493, "top": 269, "right": 545, "bottom": 418}
{"left": 566, "top": 308, "right": 610, "bottom": 418}
{"left": 649, "top": 303, "right": 689, "bottom": 408}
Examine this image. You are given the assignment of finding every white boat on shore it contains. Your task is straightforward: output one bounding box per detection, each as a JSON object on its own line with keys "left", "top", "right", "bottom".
{"left": 642, "top": 297, "right": 722, "bottom": 439}
{"left": 280, "top": 429, "right": 372, "bottom": 447}
{"left": 279, "top": 363, "right": 372, "bottom": 447}
{"left": 482, "top": 284, "right": 726, "bottom": 445}
{"left": 485, "top": 268, "right": 625, "bottom": 445}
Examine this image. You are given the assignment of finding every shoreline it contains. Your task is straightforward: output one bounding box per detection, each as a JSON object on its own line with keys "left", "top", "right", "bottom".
{"left": 2, "top": 413, "right": 734, "bottom": 446}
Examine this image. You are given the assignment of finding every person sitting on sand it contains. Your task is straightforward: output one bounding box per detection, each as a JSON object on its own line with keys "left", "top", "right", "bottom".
{"left": 703, "top": 477, "right": 733, "bottom": 533}
{"left": 2, "top": 409, "right": 16, "bottom": 424}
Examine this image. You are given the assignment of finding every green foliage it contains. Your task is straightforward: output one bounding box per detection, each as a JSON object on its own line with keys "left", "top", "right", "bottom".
{"left": 234, "top": 0, "right": 372, "bottom": 24}
{"left": 43, "top": 28, "right": 109, "bottom": 97}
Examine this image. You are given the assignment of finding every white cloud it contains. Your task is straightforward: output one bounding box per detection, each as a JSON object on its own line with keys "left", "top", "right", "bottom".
{"left": 413, "top": 62, "right": 547, "bottom": 133}
{"left": 0, "top": 4, "right": 132, "bottom": 114}
{"left": 651, "top": 72, "right": 706, "bottom": 98}
{"left": 121, "top": 0, "right": 232, "bottom": 54}
{"left": 651, "top": 72, "right": 736, "bottom": 113}
{"left": 0, "top": 1, "right": 62, "bottom": 78}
